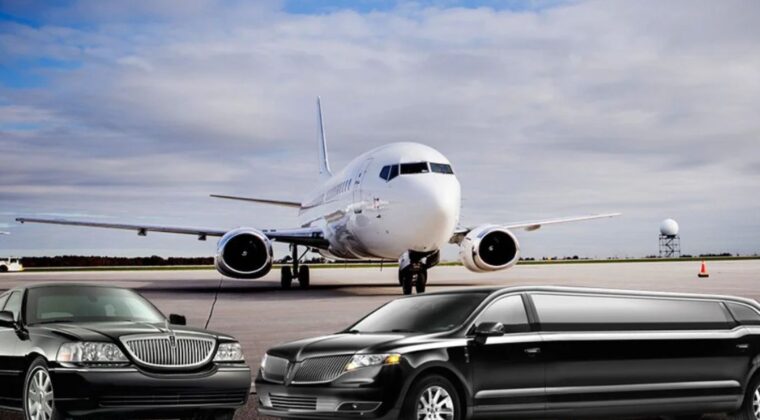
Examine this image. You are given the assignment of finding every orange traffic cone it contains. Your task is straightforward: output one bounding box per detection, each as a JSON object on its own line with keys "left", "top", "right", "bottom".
{"left": 697, "top": 260, "right": 710, "bottom": 278}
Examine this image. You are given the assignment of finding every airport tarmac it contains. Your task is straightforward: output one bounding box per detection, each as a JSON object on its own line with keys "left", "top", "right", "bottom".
{"left": 2, "top": 259, "right": 756, "bottom": 420}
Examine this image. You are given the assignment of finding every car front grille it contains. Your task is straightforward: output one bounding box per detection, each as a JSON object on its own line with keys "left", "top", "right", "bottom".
{"left": 262, "top": 355, "right": 289, "bottom": 383}
{"left": 291, "top": 355, "right": 352, "bottom": 384}
{"left": 100, "top": 391, "right": 247, "bottom": 407}
{"left": 269, "top": 394, "right": 318, "bottom": 411}
{"left": 121, "top": 334, "right": 216, "bottom": 369}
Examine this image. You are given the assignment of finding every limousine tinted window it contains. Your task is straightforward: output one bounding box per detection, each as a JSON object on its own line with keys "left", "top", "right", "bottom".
{"left": 474, "top": 295, "right": 530, "bottom": 332}
{"left": 347, "top": 292, "right": 487, "bottom": 334}
{"left": 532, "top": 293, "right": 734, "bottom": 331}
{"left": 726, "top": 302, "right": 760, "bottom": 325}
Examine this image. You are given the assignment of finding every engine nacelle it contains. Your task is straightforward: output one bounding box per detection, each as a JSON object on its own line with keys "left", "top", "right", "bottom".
{"left": 215, "top": 228, "right": 273, "bottom": 279}
{"left": 459, "top": 225, "right": 520, "bottom": 273}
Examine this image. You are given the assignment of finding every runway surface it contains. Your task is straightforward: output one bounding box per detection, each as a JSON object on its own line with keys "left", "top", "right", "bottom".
{"left": 2, "top": 259, "right": 756, "bottom": 419}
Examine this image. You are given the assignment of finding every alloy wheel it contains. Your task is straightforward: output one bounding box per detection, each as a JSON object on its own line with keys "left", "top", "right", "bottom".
{"left": 753, "top": 385, "right": 760, "bottom": 420}
{"left": 417, "top": 385, "right": 455, "bottom": 420}
{"left": 26, "top": 368, "right": 54, "bottom": 420}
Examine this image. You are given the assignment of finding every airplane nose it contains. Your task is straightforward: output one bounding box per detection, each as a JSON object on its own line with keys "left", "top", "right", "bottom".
{"left": 405, "top": 178, "right": 460, "bottom": 249}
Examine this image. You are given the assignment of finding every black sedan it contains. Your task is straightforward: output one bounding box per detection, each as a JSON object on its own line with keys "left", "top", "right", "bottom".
{"left": 0, "top": 283, "right": 251, "bottom": 419}
{"left": 256, "top": 286, "right": 760, "bottom": 420}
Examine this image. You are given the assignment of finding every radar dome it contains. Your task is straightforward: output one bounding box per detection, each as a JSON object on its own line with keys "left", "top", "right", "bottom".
{"left": 660, "top": 218, "right": 679, "bottom": 237}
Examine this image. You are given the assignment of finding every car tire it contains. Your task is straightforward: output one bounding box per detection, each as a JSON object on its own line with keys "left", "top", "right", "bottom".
{"left": 183, "top": 409, "right": 236, "bottom": 420}
{"left": 280, "top": 266, "right": 293, "bottom": 289}
{"left": 23, "top": 358, "right": 62, "bottom": 420}
{"left": 0, "top": 265, "right": 7, "bottom": 273}
{"left": 733, "top": 373, "right": 760, "bottom": 420}
{"left": 401, "top": 374, "right": 461, "bottom": 420}
{"left": 298, "top": 266, "right": 310, "bottom": 289}
{"left": 415, "top": 270, "right": 427, "bottom": 294}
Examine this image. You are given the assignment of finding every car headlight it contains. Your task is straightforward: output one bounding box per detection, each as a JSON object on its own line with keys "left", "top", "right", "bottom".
{"left": 214, "top": 342, "right": 245, "bottom": 362}
{"left": 57, "top": 342, "right": 128, "bottom": 364}
{"left": 345, "top": 354, "right": 401, "bottom": 372}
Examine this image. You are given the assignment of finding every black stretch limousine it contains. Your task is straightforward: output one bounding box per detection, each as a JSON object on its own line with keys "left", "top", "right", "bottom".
{"left": 0, "top": 284, "right": 251, "bottom": 419}
{"left": 256, "top": 286, "right": 760, "bottom": 420}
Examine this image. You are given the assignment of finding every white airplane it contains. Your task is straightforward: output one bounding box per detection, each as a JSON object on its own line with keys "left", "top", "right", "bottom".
{"left": 17, "top": 98, "right": 619, "bottom": 294}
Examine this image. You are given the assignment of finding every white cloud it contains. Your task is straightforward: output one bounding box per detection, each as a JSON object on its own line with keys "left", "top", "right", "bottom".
{"left": 1, "top": 0, "right": 759, "bottom": 258}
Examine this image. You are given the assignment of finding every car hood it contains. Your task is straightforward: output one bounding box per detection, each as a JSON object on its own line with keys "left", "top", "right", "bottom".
{"left": 36, "top": 321, "right": 231, "bottom": 342}
{"left": 267, "top": 332, "right": 425, "bottom": 361}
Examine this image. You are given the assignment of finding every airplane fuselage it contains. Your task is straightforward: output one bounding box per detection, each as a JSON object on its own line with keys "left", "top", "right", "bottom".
{"left": 298, "top": 142, "right": 461, "bottom": 260}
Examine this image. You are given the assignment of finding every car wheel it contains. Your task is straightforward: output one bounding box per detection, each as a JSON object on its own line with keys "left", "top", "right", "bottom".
{"left": 298, "top": 266, "right": 310, "bottom": 289}
{"left": 280, "top": 266, "right": 293, "bottom": 289}
{"left": 0, "top": 265, "right": 7, "bottom": 273}
{"left": 24, "top": 358, "right": 61, "bottom": 420}
{"left": 733, "top": 373, "right": 760, "bottom": 420}
{"left": 402, "top": 374, "right": 461, "bottom": 420}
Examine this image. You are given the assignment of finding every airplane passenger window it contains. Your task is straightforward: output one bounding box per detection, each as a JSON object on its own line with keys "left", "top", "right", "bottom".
{"left": 388, "top": 164, "right": 399, "bottom": 181}
{"left": 400, "top": 162, "right": 429, "bottom": 174}
{"left": 430, "top": 163, "right": 454, "bottom": 174}
{"left": 379, "top": 166, "right": 390, "bottom": 180}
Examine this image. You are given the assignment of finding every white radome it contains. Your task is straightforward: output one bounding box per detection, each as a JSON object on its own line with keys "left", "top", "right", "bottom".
{"left": 660, "top": 218, "right": 679, "bottom": 237}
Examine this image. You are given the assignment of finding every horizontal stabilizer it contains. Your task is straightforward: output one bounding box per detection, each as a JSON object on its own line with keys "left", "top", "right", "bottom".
{"left": 210, "top": 194, "right": 301, "bottom": 208}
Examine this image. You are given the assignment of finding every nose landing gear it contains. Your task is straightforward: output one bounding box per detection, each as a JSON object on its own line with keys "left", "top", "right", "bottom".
{"left": 399, "top": 250, "right": 439, "bottom": 295}
{"left": 281, "top": 245, "right": 311, "bottom": 290}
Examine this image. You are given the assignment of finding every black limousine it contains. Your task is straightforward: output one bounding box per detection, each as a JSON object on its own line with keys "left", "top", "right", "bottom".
{"left": 256, "top": 286, "right": 760, "bottom": 420}
{"left": 0, "top": 284, "right": 251, "bottom": 419}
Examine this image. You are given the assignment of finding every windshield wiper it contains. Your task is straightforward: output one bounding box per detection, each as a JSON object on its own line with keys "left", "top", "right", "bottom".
{"left": 388, "top": 329, "right": 420, "bottom": 333}
{"left": 345, "top": 329, "right": 361, "bottom": 334}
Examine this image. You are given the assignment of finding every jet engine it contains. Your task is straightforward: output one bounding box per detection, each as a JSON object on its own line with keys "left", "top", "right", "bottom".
{"left": 215, "top": 228, "right": 273, "bottom": 279}
{"left": 459, "top": 225, "right": 520, "bottom": 272}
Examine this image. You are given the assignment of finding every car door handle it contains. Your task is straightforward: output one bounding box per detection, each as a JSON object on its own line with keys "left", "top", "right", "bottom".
{"left": 737, "top": 343, "right": 750, "bottom": 351}
{"left": 524, "top": 347, "right": 541, "bottom": 355}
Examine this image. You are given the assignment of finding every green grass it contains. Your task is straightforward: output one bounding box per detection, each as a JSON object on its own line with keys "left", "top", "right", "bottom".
{"left": 19, "top": 255, "right": 760, "bottom": 272}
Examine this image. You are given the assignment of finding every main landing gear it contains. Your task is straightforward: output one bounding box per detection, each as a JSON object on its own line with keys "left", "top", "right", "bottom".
{"left": 399, "top": 250, "right": 440, "bottom": 295}
{"left": 281, "top": 245, "right": 310, "bottom": 290}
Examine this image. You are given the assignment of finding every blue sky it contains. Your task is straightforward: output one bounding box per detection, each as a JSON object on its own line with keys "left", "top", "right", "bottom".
{"left": 1, "top": 0, "right": 759, "bottom": 259}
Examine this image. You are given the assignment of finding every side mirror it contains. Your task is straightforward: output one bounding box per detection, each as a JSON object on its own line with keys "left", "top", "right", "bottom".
{"left": 0, "top": 311, "right": 15, "bottom": 329}
{"left": 472, "top": 322, "right": 505, "bottom": 345}
{"left": 169, "top": 314, "right": 187, "bottom": 326}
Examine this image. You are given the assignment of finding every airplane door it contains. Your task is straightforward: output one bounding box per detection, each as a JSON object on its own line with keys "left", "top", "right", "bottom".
{"left": 352, "top": 158, "right": 374, "bottom": 207}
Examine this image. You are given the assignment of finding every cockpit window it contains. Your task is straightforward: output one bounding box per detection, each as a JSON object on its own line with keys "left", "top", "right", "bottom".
{"left": 400, "top": 162, "right": 429, "bottom": 174}
{"left": 430, "top": 163, "right": 454, "bottom": 174}
{"left": 379, "top": 164, "right": 400, "bottom": 181}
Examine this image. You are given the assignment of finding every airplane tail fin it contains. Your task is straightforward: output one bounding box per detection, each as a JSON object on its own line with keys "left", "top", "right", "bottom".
{"left": 316, "top": 97, "right": 332, "bottom": 179}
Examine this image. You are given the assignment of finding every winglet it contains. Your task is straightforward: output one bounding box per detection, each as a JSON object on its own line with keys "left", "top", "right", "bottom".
{"left": 317, "top": 97, "right": 332, "bottom": 179}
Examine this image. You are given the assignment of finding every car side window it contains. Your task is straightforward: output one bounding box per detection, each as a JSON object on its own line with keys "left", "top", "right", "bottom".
{"left": 3, "top": 291, "right": 22, "bottom": 321}
{"left": 532, "top": 293, "right": 734, "bottom": 331}
{"left": 475, "top": 295, "right": 530, "bottom": 333}
{"left": 0, "top": 293, "right": 9, "bottom": 310}
{"left": 725, "top": 302, "right": 760, "bottom": 325}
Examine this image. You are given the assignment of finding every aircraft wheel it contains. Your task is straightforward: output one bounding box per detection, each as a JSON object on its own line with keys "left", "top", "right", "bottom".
{"left": 415, "top": 270, "right": 427, "bottom": 294}
{"left": 280, "top": 266, "right": 293, "bottom": 290}
{"left": 400, "top": 270, "right": 413, "bottom": 295}
{"left": 298, "top": 266, "right": 310, "bottom": 289}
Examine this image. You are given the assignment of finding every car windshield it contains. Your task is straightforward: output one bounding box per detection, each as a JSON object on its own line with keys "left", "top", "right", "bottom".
{"left": 346, "top": 293, "right": 488, "bottom": 334}
{"left": 25, "top": 286, "right": 165, "bottom": 325}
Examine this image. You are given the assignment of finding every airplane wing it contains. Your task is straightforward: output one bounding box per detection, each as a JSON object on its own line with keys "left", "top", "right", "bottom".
{"left": 15, "top": 217, "right": 329, "bottom": 248}
{"left": 450, "top": 213, "right": 621, "bottom": 243}
{"left": 210, "top": 194, "right": 301, "bottom": 208}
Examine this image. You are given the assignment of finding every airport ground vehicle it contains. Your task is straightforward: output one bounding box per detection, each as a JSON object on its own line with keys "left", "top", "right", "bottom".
{"left": 0, "top": 257, "right": 23, "bottom": 273}
{"left": 256, "top": 286, "right": 760, "bottom": 419}
{"left": 0, "top": 284, "right": 251, "bottom": 419}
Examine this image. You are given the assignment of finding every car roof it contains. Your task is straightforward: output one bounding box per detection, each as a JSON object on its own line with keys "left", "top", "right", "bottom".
{"left": 422, "top": 285, "right": 760, "bottom": 310}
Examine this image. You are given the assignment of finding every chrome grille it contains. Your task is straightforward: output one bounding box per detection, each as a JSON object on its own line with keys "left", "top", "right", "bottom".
{"left": 121, "top": 334, "right": 216, "bottom": 369}
{"left": 262, "top": 355, "right": 289, "bottom": 383}
{"left": 291, "top": 355, "right": 352, "bottom": 384}
{"left": 269, "top": 394, "right": 317, "bottom": 411}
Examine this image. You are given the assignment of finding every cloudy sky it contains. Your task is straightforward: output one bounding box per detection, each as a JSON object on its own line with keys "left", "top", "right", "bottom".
{"left": 1, "top": 0, "right": 758, "bottom": 260}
